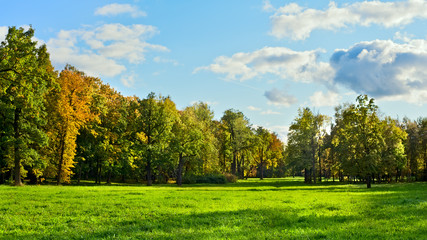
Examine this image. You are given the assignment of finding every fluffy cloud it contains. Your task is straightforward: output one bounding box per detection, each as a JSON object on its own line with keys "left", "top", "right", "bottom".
{"left": 262, "top": 0, "right": 275, "bottom": 12}
{"left": 330, "top": 39, "right": 427, "bottom": 103}
{"left": 190, "top": 100, "right": 218, "bottom": 106}
{"left": 270, "top": 0, "right": 427, "bottom": 40}
{"left": 247, "top": 105, "right": 282, "bottom": 115}
{"left": 121, "top": 74, "right": 136, "bottom": 88}
{"left": 154, "top": 56, "right": 179, "bottom": 66}
{"left": 264, "top": 88, "right": 297, "bottom": 107}
{"left": 261, "top": 110, "right": 281, "bottom": 115}
{"left": 247, "top": 106, "right": 261, "bottom": 111}
{"left": 95, "top": 3, "right": 146, "bottom": 18}
{"left": 0, "top": 26, "right": 8, "bottom": 41}
{"left": 309, "top": 91, "right": 342, "bottom": 107}
{"left": 195, "top": 46, "right": 334, "bottom": 83}
{"left": 47, "top": 23, "right": 168, "bottom": 78}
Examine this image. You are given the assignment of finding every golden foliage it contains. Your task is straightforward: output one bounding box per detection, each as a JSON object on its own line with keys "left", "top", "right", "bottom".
{"left": 48, "top": 68, "right": 95, "bottom": 183}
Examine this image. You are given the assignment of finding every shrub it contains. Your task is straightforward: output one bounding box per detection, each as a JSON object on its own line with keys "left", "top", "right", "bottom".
{"left": 182, "top": 174, "right": 197, "bottom": 184}
{"left": 224, "top": 173, "right": 238, "bottom": 183}
{"left": 199, "top": 174, "right": 227, "bottom": 184}
{"left": 182, "top": 174, "right": 228, "bottom": 184}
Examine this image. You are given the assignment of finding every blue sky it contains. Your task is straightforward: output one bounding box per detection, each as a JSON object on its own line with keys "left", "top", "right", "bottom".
{"left": 2, "top": 0, "right": 427, "bottom": 140}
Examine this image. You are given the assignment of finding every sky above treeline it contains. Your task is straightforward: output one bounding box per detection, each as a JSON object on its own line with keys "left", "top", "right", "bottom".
{"left": 2, "top": 0, "right": 427, "bottom": 140}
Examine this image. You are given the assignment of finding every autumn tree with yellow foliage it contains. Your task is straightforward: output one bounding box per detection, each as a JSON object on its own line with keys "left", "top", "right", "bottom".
{"left": 46, "top": 66, "right": 95, "bottom": 184}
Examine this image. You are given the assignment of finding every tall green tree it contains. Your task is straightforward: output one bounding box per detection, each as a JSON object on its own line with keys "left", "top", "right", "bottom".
{"left": 172, "top": 106, "right": 205, "bottom": 186}
{"left": 221, "top": 109, "right": 252, "bottom": 177}
{"left": 255, "top": 127, "right": 271, "bottom": 180}
{"left": 192, "top": 102, "right": 219, "bottom": 174}
{"left": 334, "top": 95, "right": 384, "bottom": 188}
{"left": 402, "top": 117, "right": 427, "bottom": 181}
{"left": 73, "top": 81, "right": 129, "bottom": 184}
{"left": 131, "top": 93, "right": 177, "bottom": 186}
{"left": 285, "top": 108, "right": 326, "bottom": 183}
{"left": 419, "top": 118, "right": 427, "bottom": 181}
{"left": 0, "top": 26, "right": 55, "bottom": 185}
{"left": 379, "top": 117, "right": 407, "bottom": 182}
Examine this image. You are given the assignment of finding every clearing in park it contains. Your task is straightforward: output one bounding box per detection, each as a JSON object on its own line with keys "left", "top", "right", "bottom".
{"left": 1, "top": 177, "right": 426, "bottom": 239}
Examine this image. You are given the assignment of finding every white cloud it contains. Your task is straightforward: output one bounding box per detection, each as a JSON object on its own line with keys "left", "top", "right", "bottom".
{"left": 50, "top": 47, "right": 126, "bottom": 77}
{"left": 154, "top": 56, "right": 179, "bottom": 66}
{"left": 95, "top": 3, "right": 146, "bottom": 18}
{"left": 261, "top": 109, "right": 281, "bottom": 115}
{"left": 205, "top": 101, "right": 219, "bottom": 106}
{"left": 263, "top": 0, "right": 275, "bottom": 12}
{"left": 247, "top": 106, "right": 261, "bottom": 111}
{"left": 195, "top": 46, "right": 334, "bottom": 83}
{"left": 394, "top": 31, "right": 415, "bottom": 42}
{"left": 190, "top": 100, "right": 218, "bottom": 106}
{"left": 309, "top": 91, "right": 342, "bottom": 107}
{"left": 248, "top": 105, "right": 281, "bottom": 115}
{"left": 0, "top": 26, "right": 8, "bottom": 41}
{"left": 379, "top": 89, "right": 427, "bottom": 105}
{"left": 271, "top": 0, "right": 427, "bottom": 40}
{"left": 264, "top": 88, "right": 297, "bottom": 107}
{"left": 121, "top": 74, "right": 136, "bottom": 88}
{"left": 330, "top": 38, "right": 427, "bottom": 104}
{"left": 46, "top": 23, "right": 167, "bottom": 78}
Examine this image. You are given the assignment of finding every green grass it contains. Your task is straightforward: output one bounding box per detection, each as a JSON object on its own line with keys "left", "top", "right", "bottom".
{"left": 0, "top": 178, "right": 426, "bottom": 239}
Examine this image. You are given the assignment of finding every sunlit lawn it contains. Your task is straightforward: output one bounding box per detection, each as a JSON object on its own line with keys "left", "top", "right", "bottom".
{"left": 0, "top": 178, "right": 426, "bottom": 239}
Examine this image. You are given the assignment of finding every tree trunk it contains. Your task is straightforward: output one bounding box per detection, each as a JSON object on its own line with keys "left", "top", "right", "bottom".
{"left": 260, "top": 149, "right": 264, "bottom": 180}
{"left": 222, "top": 151, "right": 226, "bottom": 173}
{"left": 0, "top": 171, "right": 4, "bottom": 184}
{"left": 304, "top": 168, "right": 308, "bottom": 183}
{"left": 146, "top": 158, "right": 152, "bottom": 186}
{"left": 424, "top": 154, "right": 427, "bottom": 181}
{"left": 366, "top": 175, "right": 372, "bottom": 188}
{"left": 407, "top": 160, "right": 412, "bottom": 182}
{"left": 231, "top": 152, "right": 237, "bottom": 175}
{"left": 77, "top": 163, "right": 82, "bottom": 184}
{"left": 13, "top": 108, "right": 22, "bottom": 186}
{"left": 311, "top": 137, "right": 316, "bottom": 184}
{"left": 57, "top": 133, "right": 66, "bottom": 185}
{"left": 121, "top": 163, "right": 126, "bottom": 183}
{"left": 121, "top": 174, "right": 125, "bottom": 183}
{"left": 107, "top": 163, "right": 112, "bottom": 184}
{"left": 237, "top": 155, "right": 241, "bottom": 179}
{"left": 241, "top": 154, "right": 245, "bottom": 179}
{"left": 97, "top": 163, "right": 102, "bottom": 184}
{"left": 318, "top": 145, "right": 322, "bottom": 182}
{"left": 95, "top": 156, "right": 101, "bottom": 184}
{"left": 396, "top": 167, "right": 399, "bottom": 182}
{"left": 177, "top": 153, "right": 184, "bottom": 186}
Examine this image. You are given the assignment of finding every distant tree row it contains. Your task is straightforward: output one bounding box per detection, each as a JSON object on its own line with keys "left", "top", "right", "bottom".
{"left": 286, "top": 96, "right": 427, "bottom": 188}
{"left": 0, "top": 27, "right": 285, "bottom": 186}
{"left": 1, "top": 27, "right": 426, "bottom": 188}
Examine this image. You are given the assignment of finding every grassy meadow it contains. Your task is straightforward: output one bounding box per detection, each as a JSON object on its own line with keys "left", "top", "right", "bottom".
{"left": 0, "top": 178, "right": 426, "bottom": 239}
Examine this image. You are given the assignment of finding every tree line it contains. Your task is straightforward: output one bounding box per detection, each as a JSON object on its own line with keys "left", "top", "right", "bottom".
{"left": 1, "top": 27, "right": 426, "bottom": 188}
{"left": 286, "top": 96, "right": 427, "bottom": 188}
{"left": 0, "top": 27, "right": 285, "bottom": 186}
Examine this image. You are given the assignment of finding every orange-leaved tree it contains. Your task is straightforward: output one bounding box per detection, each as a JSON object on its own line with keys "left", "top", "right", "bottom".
{"left": 47, "top": 65, "right": 95, "bottom": 184}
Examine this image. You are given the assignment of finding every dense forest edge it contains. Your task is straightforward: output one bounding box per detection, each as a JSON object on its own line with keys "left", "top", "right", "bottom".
{"left": 1, "top": 26, "right": 426, "bottom": 188}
